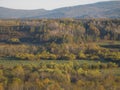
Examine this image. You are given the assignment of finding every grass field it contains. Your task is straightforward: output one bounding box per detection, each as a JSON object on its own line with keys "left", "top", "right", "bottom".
{"left": 0, "top": 59, "right": 99, "bottom": 67}
{"left": 0, "top": 57, "right": 107, "bottom": 67}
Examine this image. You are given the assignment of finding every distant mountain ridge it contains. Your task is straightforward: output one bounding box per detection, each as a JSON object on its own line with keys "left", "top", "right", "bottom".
{"left": 0, "top": 7, "right": 47, "bottom": 18}
{"left": 0, "top": 1, "right": 120, "bottom": 19}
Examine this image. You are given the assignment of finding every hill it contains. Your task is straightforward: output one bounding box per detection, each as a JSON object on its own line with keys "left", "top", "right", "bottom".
{"left": 0, "top": 1, "right": 120, "bottom": 18}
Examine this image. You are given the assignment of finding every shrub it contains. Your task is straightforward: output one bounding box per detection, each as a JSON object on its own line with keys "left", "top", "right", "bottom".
{"left": 78, "top": 51, "right": 86, "bottom": 59}
{"left": 60, "top": 53, "right": 76, "bottom": 60}
{"left": 15, "top": 53, "right": 35, "bottom": 60}
{"left": 8, "top": 38, "right": 20, "bottom": 44}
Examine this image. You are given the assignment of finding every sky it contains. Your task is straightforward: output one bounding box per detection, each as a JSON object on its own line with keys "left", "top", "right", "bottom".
{"left": 0, "top": 0, "right": 112, "bottom": 10}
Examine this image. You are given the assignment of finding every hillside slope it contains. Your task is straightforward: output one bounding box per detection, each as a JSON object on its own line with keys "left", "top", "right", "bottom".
{"left": 0, "top": 1, "right": 120, "bottom": 18}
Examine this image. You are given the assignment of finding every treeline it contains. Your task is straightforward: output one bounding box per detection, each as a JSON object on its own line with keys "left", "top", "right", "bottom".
{"left": 0, "top": 19, "right": 120, "bottom": 44}
{"left": 0, "top": 61, "right": 119, "bottom": 90}
{"left": 0, "top": 44, "right": 120, "bottom": 61}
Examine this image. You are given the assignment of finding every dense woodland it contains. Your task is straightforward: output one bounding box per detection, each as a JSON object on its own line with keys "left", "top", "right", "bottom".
{"left": 0, "top": 19, "right": 120, "bottom": 90}
{"left": 0, "top": 61, "right": 120, "bottom": 90}
{"left": 0, "top": 19, "right": 120, "bottom": 61}
{"left": 0, "top": 19, "right": 120, "bottom": 43}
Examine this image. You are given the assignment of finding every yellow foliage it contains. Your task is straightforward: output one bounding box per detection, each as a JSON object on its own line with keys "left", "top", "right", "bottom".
{"left": 0, "top": 83, "right": 4, "bottom": 90}
{"left": 43, "top": 78, "right": 50, "bottom": 84}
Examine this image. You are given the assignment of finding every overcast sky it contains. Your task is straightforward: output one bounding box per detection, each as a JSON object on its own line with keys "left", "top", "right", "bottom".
{"left": 0, "top": 0, "right": 112, "bottom": 10}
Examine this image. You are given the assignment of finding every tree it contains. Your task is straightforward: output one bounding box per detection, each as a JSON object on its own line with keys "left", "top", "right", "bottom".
{"left": 8, "top": 78, "right": 23, "bottom": 90}
{"left": 12, "top": 66, "right": 24, "bottom": 79}
{"left": 87, "top": 23, "right": 100, "bottom": 41}
{"left": 78, "top": 51, "right": 86, "bottom": 59}
{"left": 0, "top": 83, "right": 4, "bottom": 90}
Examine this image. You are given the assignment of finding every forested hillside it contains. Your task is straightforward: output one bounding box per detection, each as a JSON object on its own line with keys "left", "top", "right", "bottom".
{"left": 0, "top": 19, "right": 120, "bottom": 43}
{"left": 0, "top": 19, "right": 120, "bottom": 61}
{"left": 0, "top": 19, "right": 120, "bottom": 90}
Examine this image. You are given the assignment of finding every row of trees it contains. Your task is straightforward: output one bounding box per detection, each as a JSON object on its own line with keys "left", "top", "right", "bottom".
{"left": 0, "top": 43, "right": 120, "bottom": 62}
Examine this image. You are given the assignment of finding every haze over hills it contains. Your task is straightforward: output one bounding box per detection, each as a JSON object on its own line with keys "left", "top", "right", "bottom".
{"left": 0, "top": 1, "right": 120, "bottom": 19}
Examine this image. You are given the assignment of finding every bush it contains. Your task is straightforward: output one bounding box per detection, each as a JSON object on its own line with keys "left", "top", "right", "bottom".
{"left": 107, "top": 62, "right": 118, "bottom": 68}
{"left": 38, "top": 51, "right": 57, "bottom": 60}
{"left": 78, "top": 51, "right": 86, "bottom": 59}
{"left": 60, "top": 53, "right": 76, "bottom": 60}
{"left": 89, "top": 55, "right": 100, "bottom": 60}
{"left": 99, "top": 63, "right": 107, "bottom": 69}
{"left": 15, "top": 53, "right": 35, "bottom": 60}
{"left": 8, "top": 38, "right": 20, "bottom": 44}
